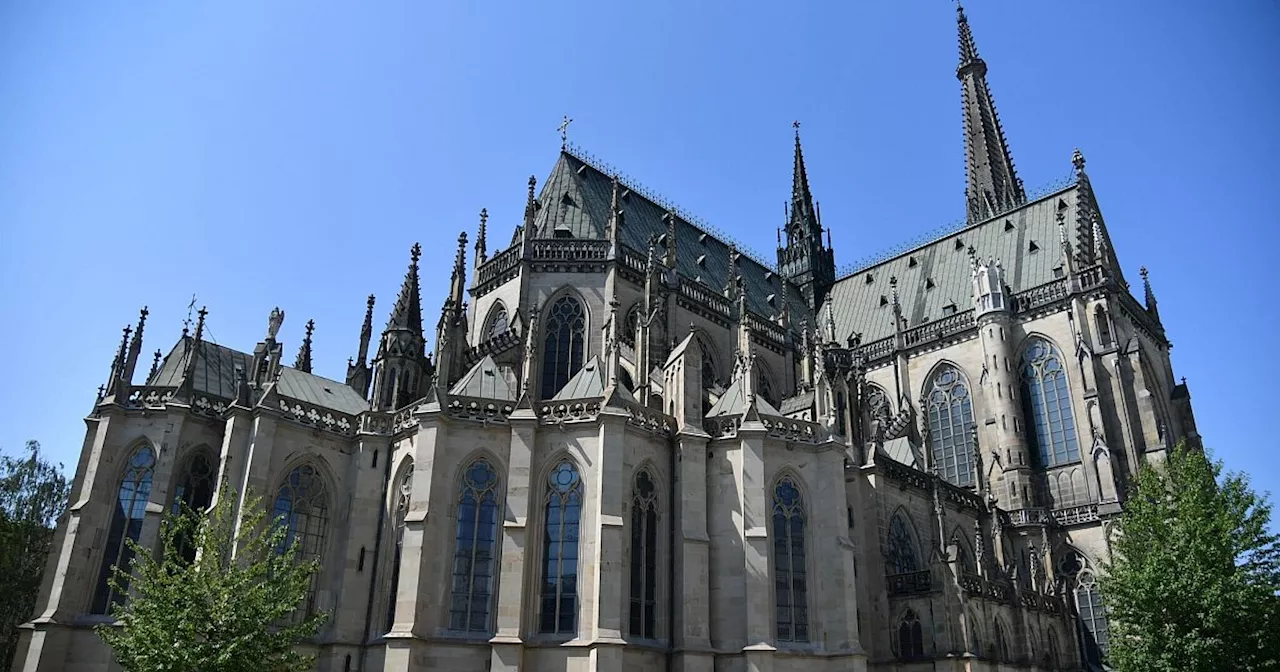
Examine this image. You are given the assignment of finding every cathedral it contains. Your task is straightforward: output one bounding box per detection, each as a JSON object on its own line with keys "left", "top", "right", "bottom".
{"left": 15, "top": 5, "right": 1199, "bottom": 672}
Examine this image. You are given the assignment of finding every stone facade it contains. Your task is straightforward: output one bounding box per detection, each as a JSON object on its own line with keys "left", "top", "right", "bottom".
{"left": 13, "top": 5, "right": 1200, "bottom": 672}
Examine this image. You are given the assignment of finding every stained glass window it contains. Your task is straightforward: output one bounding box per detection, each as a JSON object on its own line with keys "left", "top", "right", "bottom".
{"left": 450, "top": 459, "right": 500, "bottom": 632}
{"left": 628, "top": 468, "right": 658, "bottom": 639}
{"left": 541, "top": 296, "right": 586, "bottom": 398}
{"left": 91, "top": 445, "right": 156, "bottom": 614}
{"left": 757, "top": 372, "right": 777, "bottom": 408}
{"left": 273, "top": 464, "right": 329, "bottom": 622}
{"left": 926, "top": 365, "right": 976, "bottom": 487}
{"left": 170, "top": 450, "right": 216, "bottom": 563}
{"left": 887, "top": 512, "right": 919, "bottom": 575}
{"left": 622, "top": 304, "right": 641, "bottom": 348}
{"left": 539, "top": 460, "right": 582, "bottom": 634}
{"left": 1021, "top": 338, "right": 1081, "bottom": 466}
{"left": 1076, "top": 571, "right": 1110, "bottom": 663}
{"left": 386, "top": 462, "right": 413, "bottom": 632}
{"left": 898, "top": 609, "right": 924, "bottom": 659}
{"left": 486, "top": 304, "right": 509, "bottom": 339}
{"left": 772, "top": 476, "right": 808, "bottom": 642}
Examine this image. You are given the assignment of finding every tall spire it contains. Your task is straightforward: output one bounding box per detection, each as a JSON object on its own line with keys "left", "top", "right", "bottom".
{"left": 358, "top": 295, "right": 375, "bottom": 365}
{"left": 295, "top": 319, "right": 314, "bottom": 373}
{"left": 1140, "top": 266, "right": 1161, "bottom": 322}
{"left": 957, "top": 2, "right": 1025, "bottom": 223}
{"left": 345, "top": 294, "right": 376, "bottom": 395}
{"left": 387, "top": 243, "right": 424, "bottom": 334}
{"left": 449, "top": 231, "right": 468, "bottom": 306}
{"left": 474, "top": 208, "right": 488, "bottom": 268}
{"left": 778, "top": 121, "right": 836, "bottom": 309}
{"left": 788, "top": 121, "right": 818, "bottom": 241}
{"left": 121, "top": 306, "right": 148, "bottom": 386}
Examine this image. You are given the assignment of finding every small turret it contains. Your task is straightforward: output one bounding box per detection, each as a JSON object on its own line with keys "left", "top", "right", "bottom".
{"left": 971, "top": 253, "right": 1009, "bottom": 317}
{"left": 121, "top": 307, "right": 148, "bottom": 388}
{"left": 346, "top": 294, "right": 376, "bottom": 395}
{"left": 432, "top": 233, "right": 471, "bottom": 396}
{"left": 371, "top": 244, "right": 431, "bottom": 410}
{"left": 776, "top": 123, "right": 836, "bottom": 309}
{"left": 103, "top": 324, "right": 132, "bottom": 398}
{"left": 520, "top": 176, "right": 538, "bottom": 252}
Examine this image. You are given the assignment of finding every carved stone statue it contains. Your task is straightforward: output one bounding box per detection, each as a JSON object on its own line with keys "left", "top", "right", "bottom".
{"left": 267, "top": 307, "right": 285, "bottom": 340}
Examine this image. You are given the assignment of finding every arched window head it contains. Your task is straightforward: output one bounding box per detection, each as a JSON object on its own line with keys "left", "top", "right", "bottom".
{"left": 993, "top": 618, "right": 1011, "bottom": 662}
{"left": 887, "top": 512, "right": 919, "bottom": 575}
{"left": 926, "top": 365, "right": 976, "bottom": 487}
{"left": 486, "top": 304, "right": 509, "bottom": 339}
{"left": 385, "top": 461, "right": 413, "bottom": 632}
{"left": 866, "top": 386, "right": 890, "bottom": 420}
{"left": 273, "top": 463, "right": 330, "bottom": 622}
{"left": 628, "top": 468, "right": 659, "bottom": 639}
{"left": 835, "top": 390, "right": 848, "bottom": 435}
{"left": 92, "top": 444, "right": 156, "bottom": 614}
{"left": 450, "top": 458, "right": 501, "bottom": 632}
{"left": 1020, "top": 338, "right": 1080, "bottom": 467}
{"left": 756, "top": 370, "right": 777, "bottom": 408}
{"left": 1074, "top": 570, "right": 1110, "bottom": 663}
{"left": 170, "top": 450, "right": 217, "bottom": 563}
{"left": 1046, "top": 629, "right": 1062, "bottom": 669}
{"left": 772, "top": 475, "right": 809, "bottom": 642}
{"left": 951, "top": 531, "right": 975, "bottom": 574}
{"left": 541, "top": 296, "right": 586, "bottom": 398}
{"left": 1094, "top": 306, "right": 1113, "bottom": 347}
{"left": 622, "top": 304, "right": 641, "bottom": 348}
{"left": 897, "top": 609, "right": 925, "bottom": 659}
{"left": 539, "top": 460, "right": 582, "bottom": 634}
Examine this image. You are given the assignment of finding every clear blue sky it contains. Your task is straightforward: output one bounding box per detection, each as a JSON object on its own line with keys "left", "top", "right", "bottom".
{"left": 1, "top": 2, "right": 1276, "bottom": 512}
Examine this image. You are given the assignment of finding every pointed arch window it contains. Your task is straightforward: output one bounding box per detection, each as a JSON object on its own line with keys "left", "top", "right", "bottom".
{"left": 541, "top": 296, "right": 586, "bottom": 398}
{"left": 887, "top": 512, "right": 919, "bottom": 575}
{"left": 866, "top": 385, "right": 890, "bottom": 421}
{"left": 951, "top": 531, "right": 975, "bottom": 574}
{"left": 993, "top": 618, "right": 1011, "bottom": 662}
{"left": 897, "top": 609, "right": 925, "bottom": 659}
{"left": 91, "top": 444, "right": 156, "bottom": 614}
{"left": 772, "top": 475, "right": 809, "bottom": 642}
{"left": 170, "top": 450, "right": 216, "bottom": 563}
{"left": 628, "top": 468, "right": 659, "bottom": 639}
{"left": 1075, "top": 570, "right": 1110, "bottom": 664}
{"left": 1020, "top": 338, "right": 1080, "bottom": 467}
{"left": 486, "top": 304, "right": 509, "bottom": 339}
{"left": 756, "top": 371, "right": 777, "bottom": 408}
{"left": 450, "top": 459, "right": 501, "bottom": 632}
{"left": 622, "top": 304, "right": 641, "bottom": 348}
{"left": 539, "top": 460, "right": 582, "bottom": 634}
{"left": 1046, "top": 628, "right": 1062, "bottom": 669}
{"left": 272, "top": 464, "right": 330, "bottom": 622}
{"left": 926, "top": 365, "right": 976, "bottom": 487}
{"left": 385, "top": 461, "right": 413, "bottom": 632}
{"left": 835, "top": 390, "right": 848, "bottom": 435}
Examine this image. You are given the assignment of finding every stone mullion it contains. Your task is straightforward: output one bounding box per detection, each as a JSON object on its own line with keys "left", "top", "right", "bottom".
{"left": 489, "top": 406, "right": 536, "bottom": 672}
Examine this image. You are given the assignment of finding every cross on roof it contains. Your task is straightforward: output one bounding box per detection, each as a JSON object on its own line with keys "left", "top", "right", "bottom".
{"left": 558, "top": 115, "right": 574, "bottom": 148}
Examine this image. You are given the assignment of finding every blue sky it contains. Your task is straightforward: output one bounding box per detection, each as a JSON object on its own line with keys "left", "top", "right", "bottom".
{"left": 1, "top": 2, "right": 1276, "bottom": 512}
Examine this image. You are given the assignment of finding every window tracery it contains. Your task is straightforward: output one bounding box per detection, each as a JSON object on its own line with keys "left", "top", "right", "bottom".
{"left": 628, "top": 468, "right": 658, "bottom": 639}
{"left": 486, "top": 304, "right": 509, "bottom": 339}
{"left": 91, "top": 444, "right": 156, "bottom": 614}
{"left": 449, "top": 458, "right": 500, "bottom": 632}
{"left": 1021, "top": 338, "right": 1080, "bottom": 466}
{"left": 887, "top": 512, "right": 919, "bottom": 574}
{"left": 539, "top": 460, "right": 582, "bottom": 634}
{"left": 926, "top": 365, "right": 976, "bottom": 487}
{"left": 170, "top": 450, "right": 216, "bottom": 563}
{"left": 272, "top": 463, "right": 329, "bottom": 623}
{"left": 541, "top": 296, "right": 586, "bottom": 398}
{"left": 385, "top": 461, "right": 413, "bottom": 632}
{"left": 897, "top": 609, "right": 925, "bottom": 659}
{"left": 772, "top": 475, "right": 809, "bottom": 642}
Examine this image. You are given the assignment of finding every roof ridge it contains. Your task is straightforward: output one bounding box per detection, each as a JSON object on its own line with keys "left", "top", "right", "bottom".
{"left": 563, "top": 143, "right": 778, "bottom": 272}
{"left": 834, "top": 170, "right": 1077, "bottom": 281}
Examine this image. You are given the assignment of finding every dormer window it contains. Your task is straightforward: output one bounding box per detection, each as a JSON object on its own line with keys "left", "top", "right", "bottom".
{"left": 1029, "top": 241, "right": 1040, "bottom": 253}
{"left": 908, "top": 256, "right": 918, "bottom": 268}
{"left": 865, "top": 273, "right": 874, "bottom": 285}
{"left": 1004, "top": 220, "right": 1015, "bottom": 232}
{"left": 879, "top": 295, "right": 889, "bottom": 307}
{"left": 955, "top": 238, "right": 965, "bottom": 251}
{"left": 942, "top": 303, "right": 958, "bottom": 316}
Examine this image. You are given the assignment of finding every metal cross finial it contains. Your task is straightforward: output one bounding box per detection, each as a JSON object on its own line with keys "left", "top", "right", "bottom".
{"left": 558, "top": 115, "right": 574, "bottom": 148}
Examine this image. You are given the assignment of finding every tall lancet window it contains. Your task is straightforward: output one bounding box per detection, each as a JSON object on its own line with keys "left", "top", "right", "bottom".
{"left": 772, "top": 475, "right": 809, "bottom": 642}
{"left": 1020, "top": 338, "right": 1081, "bottom": 466}
{"left": 897, "top": 609, "right": 925, "bottom": 659}
{"left": 628, "top": 468, "right": 659, "bottom": 639}
{"left": 541, "top": 296, "right": 586, "bottom": 398}
{"left": 385, "top": 461, "right": 413, "bottom": 632}
{"left": 170, "top": 450, "right": 216, "bottom": 563}
{"left": 539, "top": 460, "right": 582, "bottom": 634}
{"left": 92, "top": 444, "right": 156, "bottom": 614}
{"left": 272, "top": 464, "right": 330, "bottom": 623}
{"left": 486, "top": 304, "right": 509, "bottom": 339}
{"left": 449, "top": 459, "right": 500, "bottom": 632}
{"left": 887, "top": 512, "right": 919, "bottom": 575}
{"left": 926, "top": 365, "right": 976, "bottom": 487}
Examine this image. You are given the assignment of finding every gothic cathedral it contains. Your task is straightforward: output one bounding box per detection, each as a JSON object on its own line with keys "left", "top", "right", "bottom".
{"left": 15, "top": 6, "right": 1198, "bottom": 672}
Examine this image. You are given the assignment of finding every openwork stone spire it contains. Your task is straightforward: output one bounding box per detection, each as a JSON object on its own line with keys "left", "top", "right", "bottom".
{"left": 387, "top": 243, "right": 424, "bottom": 335}
{"left": 295, "top": 319, "right": 314, "bottom": 373}
{"left": 957, "top": 2, "right": 1025, "bottom": 223}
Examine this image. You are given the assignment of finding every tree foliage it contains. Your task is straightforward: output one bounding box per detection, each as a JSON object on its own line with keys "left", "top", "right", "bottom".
{"left": 0, "top": 440, "right": 71, "bottom": 670}
{"left": 1101, "top": 443, "right": 1280, "bottom": 672}
{"left": 97, "top": 483, "right": 327, "bottom": 672}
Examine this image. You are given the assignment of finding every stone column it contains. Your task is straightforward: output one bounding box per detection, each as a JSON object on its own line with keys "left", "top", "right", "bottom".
{"left": 135, "top": 410, "right": 187, "bottom": 556}
{"left": 490, "top": 404, "right": 538, "bottom": 672}
{"left": 584, "top": 406, "right": 629, "bottom": 671}
{"left": 673, "top": 428, "right": 713, "bottom": 672}
{"left": 738, "top": 419, "right": 775, "bottom": 670}
{"left": 232, "top": 413, "right": 277, "bottom": 542}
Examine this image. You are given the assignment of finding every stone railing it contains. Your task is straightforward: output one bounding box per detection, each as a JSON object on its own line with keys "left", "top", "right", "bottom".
{"left": 192, "top": 394, "right": 230, "bottom": 419}
{"left": 1013, "top": 278, "right": 1069, "bottom": 313}
{"left": 704, "top": 415, "right": 741, "bottom": 439}
{"left": 461, "top": 327, "right": 521, "bottom": 369}
{"left": 538, "top": 398, "right": 603, "bottom": 425}
{"left": 122, "top": 386, "right": 176, "bottom": 409}
{"left": 530, "top": 239, "right": 610, "bottom": 263}
{"left": 880, "top": 458, "right": 931, "bottom": 492}
{"left": 1052, "top": 503, "right": 1100, "bottom": 526}
{"left": 618, "top": 398, "right": 675, "bottom": 436}
{"left": 887, "top": 570, "right": 933, "bottom": 596}
{"left": 760, "top": 414, "right": 823, "bottom": 445}
{"left": 860, "top": 336, "right": 895, "bottom": 363}
{"left": 746, "top": 312, "right": 787, "bottom": 349}
{"left": 360, "top": 412, "right": 394, "bottom": 436}
{"left": 1007, "top": 507, "right": 1052, "bottom": 526}
{"left": 277, "top": 397, "right": 357, "bottom": 436}
{"left": 392, "top": 395, "right": 433, "bottom": 434}
{"left": 446, "top": 395, "right": 515, "bottom": 424}
{"left": 960, "top": 572, "right": 985, "bottom": 596}
{"left": 902, "top": 309, "right": 975, "bottom": 349}
{"left": 476, "top": 245, "right": 521, "bottom": 288}
{"left": 617, "top": 244, "right": 649, "bottom": 277}
{"left": 940, "top": 480, "right": 985, "bottom": 511}
{"left": 1077, "top": 265, "right": 1107, "bottom": 291}
{"left": 678, "top": 278, "right": 733, "bottom": 321}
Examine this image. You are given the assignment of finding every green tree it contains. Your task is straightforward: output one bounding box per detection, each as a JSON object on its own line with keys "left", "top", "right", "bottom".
{"left": 1101, "top": 443, "right": 1280, "bottom": 671}
{"left": 97, "top": 483, "right": 327, "bottom": 672}
{"left": 0, "top": 440, "right": 71, "bottom": 670}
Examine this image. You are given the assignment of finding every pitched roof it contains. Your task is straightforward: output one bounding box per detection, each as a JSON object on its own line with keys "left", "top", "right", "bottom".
{"left": 551, "top": 355, "right": 605, "bottom": 400}
{"left": 532, "top": 149, "right": 810, "bottom": 321}
{"left": 825, "top": 185, "right": 1079, "bottom": 344}
{"left": 449, "top": 355, "right": 516, "bottom": 401}
{"left": 148, "top": 337, "right": 369, "bottom": 416}
{"left": 706, "top": 375, "right": 781, "bottom": 418}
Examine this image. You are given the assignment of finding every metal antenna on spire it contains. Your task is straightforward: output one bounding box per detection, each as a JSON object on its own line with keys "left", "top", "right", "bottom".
{"left": 558, "top": 115, "right": 574, "bottom": 149}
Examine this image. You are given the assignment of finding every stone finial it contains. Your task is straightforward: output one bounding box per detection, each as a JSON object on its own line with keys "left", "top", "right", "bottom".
{"left": 1072, "top": 147, "right": 1086, "bottom": 175}
{"left": 149, "top": 349, "right": 162, "bottom": 382}
{"left": 411, "top": 242, "right": 422, "bottom": 265}
{"left": 295, "top": 319, "right": 315, "bottom": 373}
{"left": 475, "top": 208, "right": 488, "bottom": 264}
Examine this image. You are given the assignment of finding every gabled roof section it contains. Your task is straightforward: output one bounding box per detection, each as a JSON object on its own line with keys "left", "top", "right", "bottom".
{"left": 883, "top": 436, "right": 923, "bottom": 470}
{"left": 826, "top": 184, "right": 1079, "bottom": 344}
{"left": 551, "top": 356, "right": 605, "bottom": 400}
{"left": 530, "top": 149, "right": 810, "bottom": 321}
{"left": 705, "top": 375, "right": 782, "bottom": 418}
{"left": 277, "top": 367, "right": 370, "bottom": 416}
{"left": 449, "top": 355, "right": 516, "bottom": 401}
{"left": 148, "top": 337, "right": 253, "bottom": 400}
